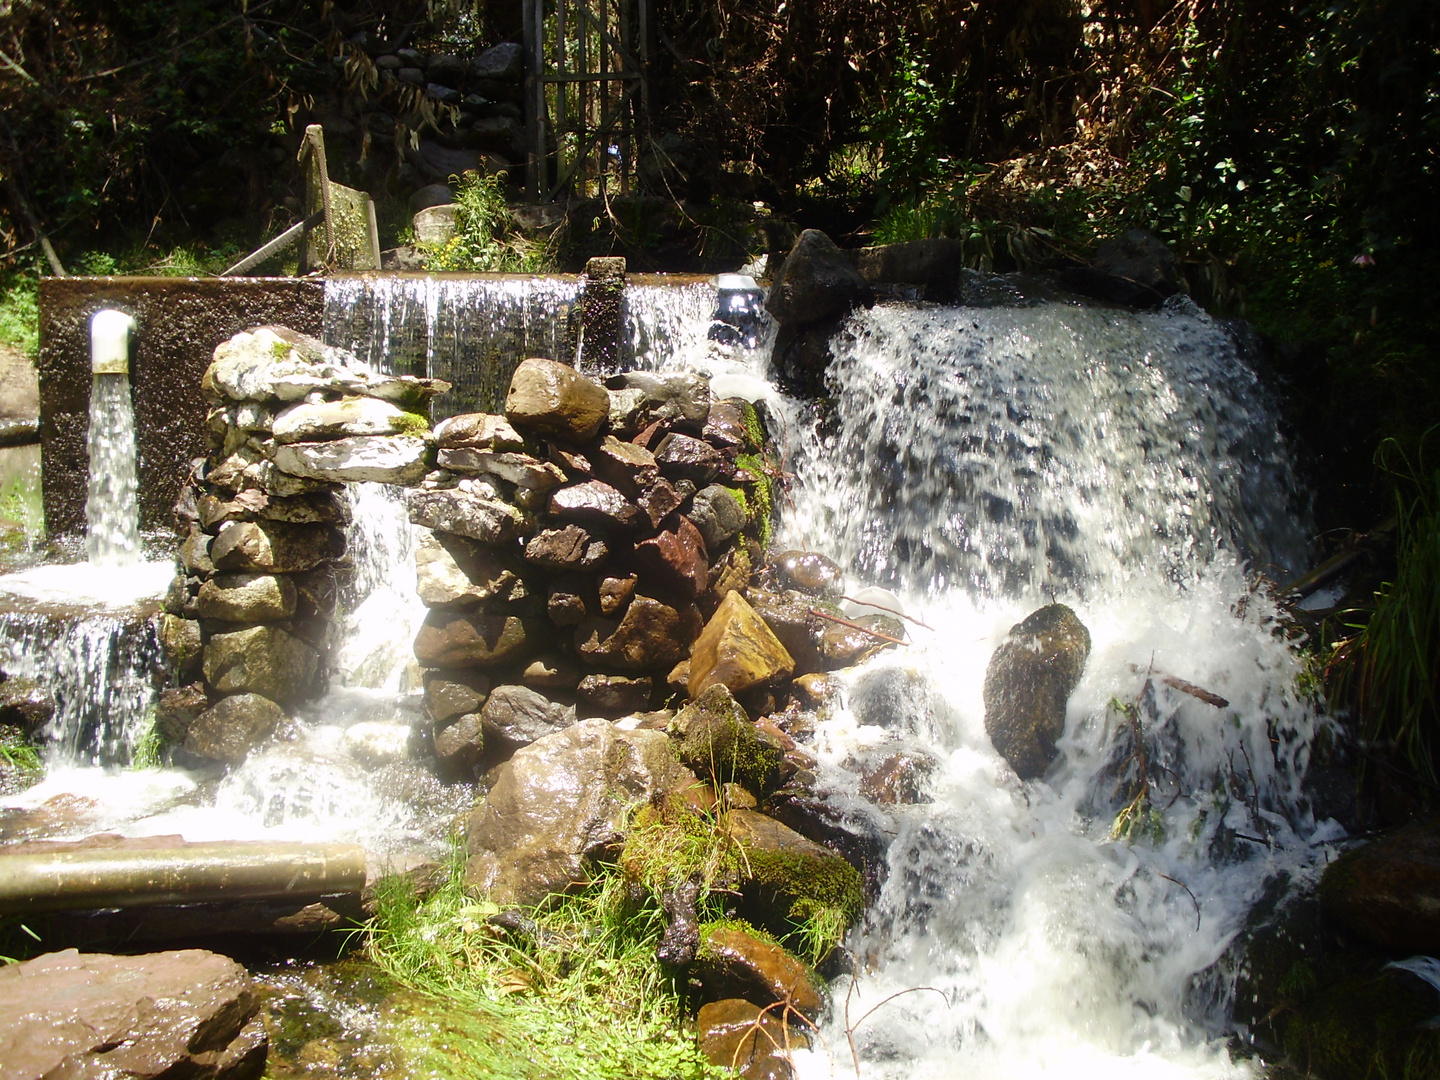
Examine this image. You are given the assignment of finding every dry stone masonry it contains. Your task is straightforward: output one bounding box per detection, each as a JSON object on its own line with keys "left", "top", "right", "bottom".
{"left": 160, "top": 325, "right": 447, "bottom": 764}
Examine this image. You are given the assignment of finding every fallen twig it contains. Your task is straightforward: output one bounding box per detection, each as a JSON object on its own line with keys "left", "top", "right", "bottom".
{"left": 809, "top": 608, "right": 909, "bottom": 647}
{"left": 838, "top": 596, "right": 934, "bottom": 632}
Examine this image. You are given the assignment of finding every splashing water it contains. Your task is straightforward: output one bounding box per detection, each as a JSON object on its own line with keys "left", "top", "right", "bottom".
{"left": 771, "top": 299, "right": 1330, "bottom": 1079}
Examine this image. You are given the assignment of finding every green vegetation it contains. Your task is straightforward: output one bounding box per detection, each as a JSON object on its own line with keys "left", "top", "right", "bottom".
{"left": 421, "top": 170, "right": 554, "bottom": 273}
{"left": 365, "top": 843, "right": 726, "bottom": 1080}
{"left": 1331, "top": 430, "right": 1440, "bottom": 786}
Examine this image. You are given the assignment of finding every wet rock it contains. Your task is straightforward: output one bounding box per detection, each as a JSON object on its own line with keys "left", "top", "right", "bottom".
{"left": 210, "top": 520, "right": 343, "bottom": 573}
{"left": 690, "top": 486, "right": 747, "bottom": 553}
{"left": 711, "top": 545, "right": 754, "bottom": 600}
{"left": 521, "top": 653, "right": 580, "bottom": 690}
{"left": 772, "top": 550, "right": 843, "bottom": 599}
{"left": 0, "top": 675, "right": 55, "bottom": 733}
{"left": 203, "top": 326, "right": 329, "bottom": 402}
{"left": 607, "top": 387, "right": 648, "bottom": 436}
{"left": 524, "top": 524, "right": 599, "bottom": 570}
{"left": 272, "top": 435, "right": 430, "bottom": 485}
{"left": 479, "top": 685, "right": 577, "bottom": 754}
{"left": 695, "top": 925, "right": 825, "bottom": 1021}
{"left": 792, "top": 673, "right": 840, "bottom": 706}
{"left": 464, "top": 719, "right": 687, "bottom": 905}
{"left": 577, "top": 673, "right": 652, "bottom": 714}
{"left": 747, "top": 588, "right": 824, "bottom": 673}
{"left": 697, "top": 998, "right": 809, "bottom": 1079}
{"left": 860, "top": 752, "right": 935, "bottom": 805}
{"left": 433, "top": 412, "right": 526, "bottom": 450}
{"left": 184, "top": 693, "right": 288, "bottom": 764}
{"left": 423, "top": 669, "right": 491, "bottom": 723}
{"left": 547, "top": 581, "right": 590, "bottom": 626}
{"left": 548, "top": 480, "right": 641, "bottom": 531}
{"left": 196, "top": 573, "right": 297, "bottom": 623}
{"left": 724, "top": 809, "right": 865, "bottom": 943}
{"left": 610, "top": 371, "right": 712, "bottom": 430}
{"left": 598, "top": 574, "right": 637, "bottom": 615}
{"left": 415, "top": 530, "right": 518, "bottom": 607}
{"left": 575, "top": 595, "right": 700, "bottom": 672}
{"left": 1321, "top": 820, "right": 1440, "bottom": 952}
{"left": 689, "top": 591, "right": 796, "bottom": 697}
{"left": 591, "top": 435, "right": 659, "bottom": 497}
{"left": 982, "top": 604, "right": 1091, "bottom": 780}
{"left": 413, "top": 610, "right": 544, "bottom": 668}
{"left": 271, "top": 397, "right": 416, "bottom": 443}
{"left": 438, "top": 448, "right": 567, "bottom": 493}
{"left": 203, "top": 626, "right": 319, "bottom": 703}
{"left": 636, "top": 476, "right": 685, "bottom": 527}
{"left": 505, "top": 357, "right": 610, "bottom": 444}
{"left": 673, "top": 684, "right": 785, "bottom": 795}
{"left": 180, "top": 527, "right": 216, "bottom": 574}
{"left": 766, "top": 229, "right": 871, "bottom": 327}
{"left": 764, "top": 777, "right": 890, "bottom": 898}
{"left": 633, "top": 517, "right": 709, "bottom": 600}
{"left": 704, "top": 399, "right": 761, "bottom": 452}
{"left": 851, "top": 238, "right": 963, "bottom": 297}
{"left": 407, "top": 487, "right": 529, "bottom": 544}
{"left": 819, "top": 613, "right": 904, "bottom": 668}
{"left": 433, "top": 713, "right": 485, "bottom": 778}
{"left": 653, "top": 432, "right": 725, "bottom": 485}
{"left": 0, "top": 948, "right": 267, "bottom": 1080}
{"left": 155, "top": 684, "right": 209, "bottom": 743}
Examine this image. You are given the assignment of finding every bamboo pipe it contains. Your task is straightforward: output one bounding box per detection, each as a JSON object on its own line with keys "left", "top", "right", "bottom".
{"left": 0, "top": 841, "right": 368, "bottom": 915}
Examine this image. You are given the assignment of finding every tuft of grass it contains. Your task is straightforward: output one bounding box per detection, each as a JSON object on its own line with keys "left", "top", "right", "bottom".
{"left": 1331, "top": 428, "right": 1440, "bottom": 786}
{"left": 365, "top": 839, "right": 727, "bottom": 1080}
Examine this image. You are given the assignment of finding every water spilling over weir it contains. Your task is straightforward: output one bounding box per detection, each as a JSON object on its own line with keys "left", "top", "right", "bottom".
{"left": 3, "top": 277, "right": 1332, "bottom": 1078}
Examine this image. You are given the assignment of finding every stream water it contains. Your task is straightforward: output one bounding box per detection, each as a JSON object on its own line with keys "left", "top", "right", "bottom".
{"left": 1, "top": 276, "right": 1332, "bottom": 1077}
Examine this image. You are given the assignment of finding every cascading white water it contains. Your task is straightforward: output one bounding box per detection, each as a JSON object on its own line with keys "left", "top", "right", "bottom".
{"left": 766, "top": 298, "right": 1333, "bottom": 1079}
{"left": 84, "top": 372, "right": 142, "bottom": 566}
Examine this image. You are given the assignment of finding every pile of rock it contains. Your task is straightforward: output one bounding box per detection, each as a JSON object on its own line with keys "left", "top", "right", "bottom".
{"left": 408, "top": 355, "right": 784, "bottom": 777}
{"left": 343, "top": 41, "right": 525, "bottom": 186}
{"left": 160, "top": 326, "right": 447, "bottom": 765}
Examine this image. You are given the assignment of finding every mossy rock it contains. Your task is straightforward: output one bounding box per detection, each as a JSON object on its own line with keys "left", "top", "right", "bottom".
{"left": 723, "top": 808, "right": 864, "bottom": 960}
{"left": 672, "top": 684, "right": 785, "bottom": 796}
{"left": 694, "top": 919, "right": 826, "bottom": 1021}
{"left": 1233, "top": 873, "right": 1440, "bottom": 1080}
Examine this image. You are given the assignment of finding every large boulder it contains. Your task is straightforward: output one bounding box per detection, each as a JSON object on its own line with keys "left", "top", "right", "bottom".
{"left": 203, "top": 625, "right": 319, "bottom": 703}
{"left": 851, "top": 238, "right": 964, "bottom": 296}
{"left": 271, "top": 396, "right": 418, "bottom": 443}
{"left": 688, "top": 591, "right": 795, "bottom": 698}
{"left": 1320, "top": 820, "right": 1440, "bottom": 952}
{"left": 413, "top": 609, "right": 546, "bottom": 668}
{"left": 982, "top": 604, "right": 1090, "bottom": 780}
{"left": 1092, "top": 228, "right": 1182, "bottom": 296}
{"left": 271, "top": 435, "right": 430, "bottom": 485}
{"left": 765, "top": 229, "right": 871, "bottom": 327}
{"left": 407, "top": 487, "right": 530, "bottom": 545}
{"left": 196, "top": 573, "right": 297, "bottom": 623}
{"left": 0, "top": 948, "right": 267, "bottom": 1080}
{"left": 464, "top": 719, "right": 687, "bottom": 906}
{"left": 210, "top": 521, "right": 342, "bottom": 574}
{"left": 504, "top": 357, "right": 610, "bottom": 444}
{"left": 183, "top": 693, "right": 288, "bottom": 765}
{"left": 414, "top": 530, "right": 518, "bottom": 607}
{"left": 575, "top": 595, "right": 699, "bottom": 672}
{"left": 673, "top": 684, "right": 785, "bottom": 796}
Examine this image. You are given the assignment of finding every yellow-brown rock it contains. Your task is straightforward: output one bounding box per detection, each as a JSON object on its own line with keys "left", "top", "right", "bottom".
{"left": 688, "top": 592, "right": 795, "bottom": 698}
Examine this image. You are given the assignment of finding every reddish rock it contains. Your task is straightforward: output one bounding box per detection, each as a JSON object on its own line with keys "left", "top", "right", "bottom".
{"left": 549, "top": 480, "right": 642, "bottom": 531}
{"left": 598, "top": 574, "right": 637, "bottom": 615}
{"left": 653, "top": 432, "right": 725, "bottom": 485}
{"left": 633, "top": 516, "right": 709, "bottom": 600}
{"left": 413, "top": 610, "right": 544, "bottom": 668}
{"left": 695, "top": 926, "right": 825, "bottom": 1020}
{"left": 860, "top": 752, "right": 935, "bottom": 805}
{"left": 0, "top": 948, "right": 267, "bottom": 1080}
{"left": 636, "top": 476, "right": 686, "bottom": 528}
{"left": 697, "top": 998, "right": 809, "bottom": 1080}
{"left": 575, "top": 595, "right": 700, "bottom": 672}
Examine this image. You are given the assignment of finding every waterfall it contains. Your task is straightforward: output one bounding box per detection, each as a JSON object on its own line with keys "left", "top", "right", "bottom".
{"left": 83, "top": 372, "right": 142, "bottom": 566}
{"left": 773, "top": 299, "right": 1330, "bottom": 1079}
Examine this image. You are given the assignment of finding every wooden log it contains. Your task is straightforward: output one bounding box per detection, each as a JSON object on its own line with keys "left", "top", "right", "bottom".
{"left": 0, "top": 838, "right": 367, "bottom": 915}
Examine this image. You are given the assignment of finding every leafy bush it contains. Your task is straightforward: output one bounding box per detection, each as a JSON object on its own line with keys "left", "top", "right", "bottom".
{"left": 1332, "top": 430, "right": 1440, "bottom": 784}
{"left": 422, "top": 171, "right": 553, "bottom": 273}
